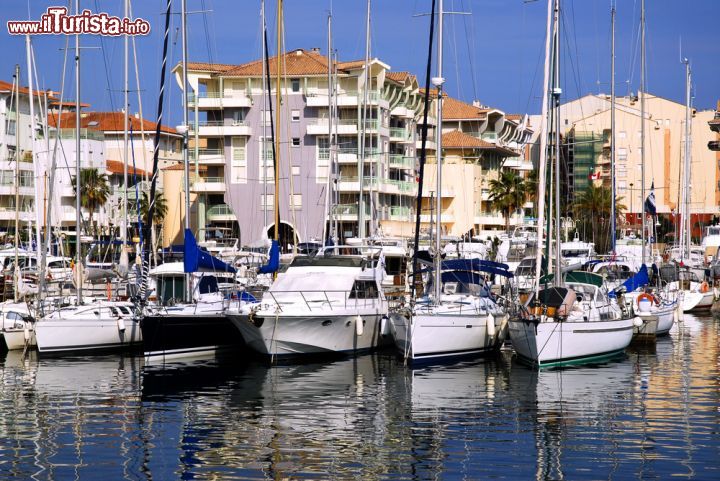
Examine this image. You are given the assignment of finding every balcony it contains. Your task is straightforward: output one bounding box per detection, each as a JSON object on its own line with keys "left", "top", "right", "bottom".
{"left": 206, "top": 203, "right": 237, "bottom": 222}
{"left": 188, "top": 91, "right": 252, "bottom": 109}
{"left": 390, "top": 104, "right": 415, "bottom": 119}
{"left": 189, "top": 148, "right": 225, "bottom": 165}
{"left": 332, "top": 203, "right": 371, "bottom": 221}
{"left": 337, "top": 176, "right": 380, "bottom": 192}
{"left": 189, "top": 120, "right": 252, "bottom": 137}
{"left": 420, "top": 213, "right": 455, "bottom": 223}
{"left": 502, "top": 157, "right": 534, "bottom": 171}
{"left": 0, "top": 206, "right": 33, "bottom": 222}
{"left": 389, "top": 206, "right": 412, "bottom": 221}
{"left": 389, "top": 127, "right": 412, "bottom": 142}
{"left": 389, "top": 155, "right": 414, "bottom": 170}
{"left": 383, "top": 179, "right": 417, "bottom": 195}
{"left": 307, "top": 118, "right": 358, "bottom": 136}
{"left": 190, "top": 176, "right": 226, "bottom": 193}
{"left": 474, "top": 214, "right": 505, "bottom": 226}
{"left": 416, "top": 139, "right": 436, "bottom": 151}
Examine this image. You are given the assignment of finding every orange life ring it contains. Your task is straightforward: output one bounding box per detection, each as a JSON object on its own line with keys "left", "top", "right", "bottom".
{"left": 637, "top": 292, "right": 659, "bottom": 306}
{"left": 700, "top": 282, "right": 710, "bottom": 293}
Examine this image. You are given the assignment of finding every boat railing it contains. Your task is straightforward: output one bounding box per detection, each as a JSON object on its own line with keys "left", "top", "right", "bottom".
{"left": 261, "top": 289, "right": 384, "bottom": 313}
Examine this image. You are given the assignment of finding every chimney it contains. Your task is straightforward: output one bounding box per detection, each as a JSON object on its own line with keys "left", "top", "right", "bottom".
{"left": 472, "top": 100, "right": 481, "bottom": 108}
{"left": 311, "top": 47, "right": 321, "bottom": 54}
{"left": 135, "top": 112, "right": 140, "bottom": 119}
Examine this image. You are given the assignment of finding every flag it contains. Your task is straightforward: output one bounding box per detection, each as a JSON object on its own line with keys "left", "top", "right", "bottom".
{"left": 644, "top": 181, "right": 657, "bottom": 215}
{"left": 588, "top": 171, "right": 601, "bottom": 180}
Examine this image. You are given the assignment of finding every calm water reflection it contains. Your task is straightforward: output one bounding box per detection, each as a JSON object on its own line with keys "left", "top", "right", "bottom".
{"left": 1, "top": 314, "right": 718, "bottom": 480}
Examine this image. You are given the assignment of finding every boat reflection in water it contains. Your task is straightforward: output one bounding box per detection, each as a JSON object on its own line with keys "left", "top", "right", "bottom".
{"left": 0, "top": 313, "right": 718, "bottom": 480}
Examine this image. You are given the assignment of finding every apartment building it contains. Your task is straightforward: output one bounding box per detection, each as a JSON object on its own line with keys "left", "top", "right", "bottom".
{"left": 177, "top": 49, "right": 423, "bottom": 246}
{"left": 175, "top": 50, "right": 533, "bottom": 246}
{"left": 48, "top": 111, "right": 182, "bottom": 232}
{"left": 561, "top": 93, "right": 720, "bottom": 222}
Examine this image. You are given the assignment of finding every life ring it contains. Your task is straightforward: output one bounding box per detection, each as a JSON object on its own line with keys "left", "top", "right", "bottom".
{"left": 637, "top": 292, "right": 659, "bottom": 306}
{"left": 700, "top": 281, "right": 710, "bottom": 293}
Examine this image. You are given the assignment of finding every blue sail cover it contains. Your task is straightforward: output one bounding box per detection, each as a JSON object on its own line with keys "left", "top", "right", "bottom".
{"left": 619, "top": 264, "right": 649, "bottom": 293}
{"left": 183, "top": 228, "right": 237, "bottom": 274}
{"left": 419, "top": 258, "right": 513, "bottom": 277}
{"left": 257, "top": 240, "right": 280, "bottom": 274}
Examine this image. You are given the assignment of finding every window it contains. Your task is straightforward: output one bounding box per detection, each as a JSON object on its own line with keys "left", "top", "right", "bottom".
{"left": 232, "top": 110, "right": 246, "bottom": 125}
{"left": 291, "top": 110, "right": 301, "bottom": 122}
{"left": 291, "top": 78, "right": 300, "bottom": 92}
{"left": 258, "top": 136, "right": 274, "bottom": 182}
{"left": 618, "top": 131, "right": 626, "bottom": 139}
{"left": 261, "top": 111, "right": 272, "bottom": 126}
{"left": 292, "top": 166, "right": 301, "bottom": 176}
{"left": 231, "top": 137, "right": 247, "bottom": 183}
{"left": 349, "top": 280, "right": 379, "bottom": 299}
{"left": 7, "top": 119, "right": 16, "bottom": 136}
{"left": 261, "top": 194, "right": 274, "bottom": 210}
{"left": 618, "top": 148, "right": 627, "bottom": 161}
{"left": 290, "top": 194, "right": 302, "bottom": 210}
{"left": 317, "top": 137, "right": 329, "bottom": 182}
{"left": 292, "top": 137, "right": 301, "bottom": 147}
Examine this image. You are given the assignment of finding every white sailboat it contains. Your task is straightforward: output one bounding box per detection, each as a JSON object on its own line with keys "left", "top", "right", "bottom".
{"left": 508, "top": 0, "right": 635, "bottom": 368}
{"left": 35, "top": 0, "right": 142, "bottom": 354}
{"left": 388, "top": 0, "right": 510, "bottom": 365}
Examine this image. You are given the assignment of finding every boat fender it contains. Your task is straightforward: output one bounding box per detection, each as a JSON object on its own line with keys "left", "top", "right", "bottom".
{"left": 355, "top": 315, "right": 364, "bottom": 336}
{"left": 700, "top": 281, "right": 710, "bottom": 293}
{"left": 23, "top": 326, "right": 30, "bottom": 341}
{"left": 633, "top": 317, "right": 643, "bottom": 328}
{"left": 117, "top": 316, "right": 126, "bottom": 333}
{"left": 380, "top": 316, "right": 389, "bottom": 337}
{"left": 486, "top": 313, "right": 496, "bottom": 340}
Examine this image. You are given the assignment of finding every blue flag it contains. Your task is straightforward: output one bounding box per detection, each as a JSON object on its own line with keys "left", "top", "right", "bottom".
{"left": 644, "top": 181, "right": 657, "bottom": 215}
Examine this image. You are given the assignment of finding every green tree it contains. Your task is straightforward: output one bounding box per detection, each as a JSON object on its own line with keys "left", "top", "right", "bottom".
{"left": 139, "top": 190, "right": 168, "bottom": 258}
{"left": 72, "top": 168, "right": 110, "bottom": 238}
{"left": 488, "top": 170, "right": 527, "bottom": 230}
{"left": 572, "top": 184, "right": 626, "bottom": 253}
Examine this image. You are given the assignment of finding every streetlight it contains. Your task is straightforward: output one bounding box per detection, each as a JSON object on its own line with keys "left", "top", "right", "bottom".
{"left": 629, "top": 182, "right": 634, "bottom": 218}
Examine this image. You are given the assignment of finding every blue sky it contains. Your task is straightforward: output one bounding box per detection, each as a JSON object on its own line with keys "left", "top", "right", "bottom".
{"left": 2, "top": 0, "right": 718, "bottom": 129}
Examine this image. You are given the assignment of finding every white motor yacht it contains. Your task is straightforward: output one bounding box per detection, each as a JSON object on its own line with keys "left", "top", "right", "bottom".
{"left": 226, "top": 245, "right": 390, "bottom": 359}
{"left": 0, "top": 301, "right": 35, "bottom": 350}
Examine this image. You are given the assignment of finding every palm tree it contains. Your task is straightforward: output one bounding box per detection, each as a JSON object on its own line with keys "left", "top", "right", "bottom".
{"left": 72, "top": 168, "right": 110, "bottom": 238}
{"left": 572, "top": 184, "right": 626, "bottom": 253}
{"left": 487, "top": 170, "right": 527, "bottom": 230}
{"left": 139, "top": 190, "right": 168, "bottom": 226}
{"left": 139, "top": 190, "right": 168, "bottom": 258}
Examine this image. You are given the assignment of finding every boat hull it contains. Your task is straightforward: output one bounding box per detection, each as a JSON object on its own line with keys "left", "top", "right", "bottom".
{"left": 227, "top": 311, "right": 388, "bottom": 358}
{"left": 141, "top": 311, "right": 244, "bottom": 362}
{"left": 35, "top": 317, "right": 141, "bottom": 354}
{"left": 681, "top": 290, "right": 714, "bottom": 312}
{"left": 508, "top": 317, "right": 634, "bottom": 368}
{"left": 2, "top": 327, "right": 36, "bottom": 350}
{"left": 389, "top": 310, "right": 508, "bottom": 364}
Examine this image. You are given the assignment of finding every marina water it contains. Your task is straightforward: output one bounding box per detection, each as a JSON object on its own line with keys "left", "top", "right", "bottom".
{"left": 1, "top": 314, "right": 718, "bottom": 480}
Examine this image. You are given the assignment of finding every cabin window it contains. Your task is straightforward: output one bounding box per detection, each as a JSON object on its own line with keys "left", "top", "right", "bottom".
{"left": 198, "top": 276, "right": 219, "bottom": 294}
{"left": 158, "top": 276, "right": 186, "bottom": 305}
{"left": 349, "top": 280, "right": 379, "bottom": 299}
{"left": 118, "top": 306, "right": 131, "bottom": 315}
{"left": 110, "top": 307, "right": 120, "bottom": 316}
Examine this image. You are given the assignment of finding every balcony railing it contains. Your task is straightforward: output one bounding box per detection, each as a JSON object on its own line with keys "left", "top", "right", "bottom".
{"left": 390, "top": 206, "right": 412, "bottom": 219}
{"left": 189, "top": 148, "right": 224, "bottom": 159}
{"left": 206, "top": 203, "right": 236, "bottom": 219}
{"left": 389, "top": 155, "right": 414, "bottom": 169}
{"left": 389, "top": 127, "right": 411, "bottom": 140}
{"left": 56, "top": 128, "right": 105, "bottom": 142}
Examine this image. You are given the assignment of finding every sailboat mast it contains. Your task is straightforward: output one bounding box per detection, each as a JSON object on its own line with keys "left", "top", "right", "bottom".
{"left": 25, "top": 35, "right": 41, "bottom": 270}
{"left": 122, "top": 0, "right": 129, "bottom": 249}
{"left": 261, "top": 0, "right": 267, "bottom": 229}
{"left": 358, "top": 0, "right": 371, "bottom": 239}
{"left": 683, "top": 59, "right": 692, "bottom": 259}
{"left": 533, "top": 0, "right": 554, "bottom": 296}
{"left": 13, "top": 65, "right": 20, "bottom": 303}
{"left": 640, "top": 0, "right": 646, "bottom": 265}
{"left": 274, "top": 0, "right": 282, "bottom": 245}
{"left": 552, "top": 0, "right": 562, "bottom": 287}
{"left": 75, "top": 0, "right": 82, "bottom": 303}
{"left": 610, "top": 2, "right": 616, "bottom": 253}
{"left": 180, "top": 0, "right": 193, "bottom": 300}
{"left": 322, "top": 11, "right": 334, "bottom": 244}
{"left": 433, "top": 0, "right": 445, "bottom": 301}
